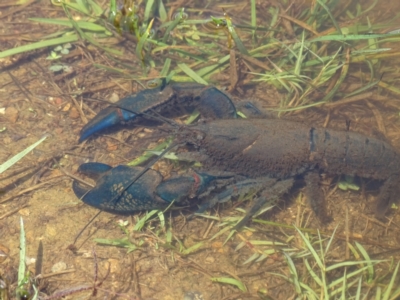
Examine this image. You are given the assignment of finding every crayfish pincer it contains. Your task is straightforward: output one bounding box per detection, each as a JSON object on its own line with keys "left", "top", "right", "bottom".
{"left": 73, "top": 81, "right": 400, "bottom": 227}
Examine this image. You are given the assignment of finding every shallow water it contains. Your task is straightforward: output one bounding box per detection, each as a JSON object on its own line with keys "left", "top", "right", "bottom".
{"left": 1, "top": 0, "right": 400, "bottom": 299}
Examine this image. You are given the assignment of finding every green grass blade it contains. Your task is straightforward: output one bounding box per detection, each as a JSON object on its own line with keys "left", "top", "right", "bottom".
{"left": 344, "top": 79, "right": 380, "bottom": 98}
{"left": 160, "top": 57, "right": 172, "bottom": 77}
{"left": 143, "top": 0, "right": 155, "bottom": 24}
{"left": 355, "top": 242, "right": 374, "bottom": 283}
{"left": 0, "top": 34, "right": 79, "bottom": 58}
{"left": 18, "top": 217, "right": 26, "bottom": 286}
{"left": 383, "top": 262, "right": 400, "bottom": 300}
{"left": 62, "top": 4, "right": 121, "bottom": 55}
{"left": 304, "top": 258, "right": 323, "bottom": 286}
{"left": 251, "top": 0, "right": 256, "bottom": 43}
{"left": 294, "top": 31, "right": 305, "bottom": 75}
{"left": 210, "top": 277, "right": 247, "bottom": 292}
{"left": 136, "top": 18, "right": 154, "bottom": 62}
{"left": 30, "top": 18, "right": 108, "bottom": 32}
{"left": 75, "top": 0, "right": 90, "bottom": 15}
{"left": 283, "top": 252, "right": 301, "bottom": 294}
{"left": 225, "top": 15, "right": 249, "bottom": 55}
{"left": 310, "top": 33, "right": 399, "bottom": 43}
{"left": 325, "top": 260, "right": 384, "bottom": 272}
{"left": 181, "top": 242, "right": 204, "bottom": 255}
{"left": 177, "top": 63, "right": 208, "bottom": 84}
{"left": 327, "top": 265, "right": 370, "bottom": 289}
{"left": 341, "top": 268, "right": 347, "bottom": 300}
{"left": 0, "top": 135, "right": 48, "bottom": 174}
{"left": 162, "top": 11, "right": 184, "bottom": 43}
{"left": 108, "top": 0, "right": 117, "bottom": 22}
{"left": 94, "top": 237, "right": 131, "bottom": 247}
{"left": 133, "top": 210, "right": 160, "bottom": 231}
{"left": 355, "top": 276, "right": 362, "bottom": 300}
{"left": 375, "top": 286, "right": 382, "bottom": 299}
{"left": 157, "top": 211, "right": 165, "bottom": 229}
{"left": 158, "top": 0, "right": 167, "bottom": 22}
{"left": 324, "top": 225, "right": 338, "bottom": 254}
{"left": 243, "top": 253, "right": 260, "bottom": 265}
{"left": 86, "top": 0, "right": 103, "bottom": 16}
{"left": 316, "top": 0, "right": 342, "bottom": 35}
{"left": 294, "top": 227, "right": 324, "bottom": 270}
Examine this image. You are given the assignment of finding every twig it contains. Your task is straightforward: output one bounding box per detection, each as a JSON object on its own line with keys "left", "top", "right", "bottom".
{"left": 0, "top": 203, "right": 29, "bottom": 220}
{"left": 0, "top": 176, "right": 67, "bottom": 204}
{"left": 60, "top": 168, "right": 94, "bottom": 188}
{"left": 39, "top": 269, "right": 76, "bottom": 279}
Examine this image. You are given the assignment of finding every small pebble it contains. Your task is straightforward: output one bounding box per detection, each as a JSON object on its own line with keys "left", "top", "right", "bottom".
{"left": 69, "top": 107, "right": 80, "bottom": 119}
{"left": 0, "top": 243, "right": 9, "bottom": 263}
{"left": 106, "top": 140, "right": 118, "bottom": 151}
{"left": 45, "top": 225, "right": 57, "bottom": 237}
{"left": 5, "top": 107, "right": 19, "bottom": 123}
{"left": 25, "top": 257, "right": 36, "bottom": 266}
{"left": 107, "top": 258, "right": 120, "bottom": 274}
{"left": 51, "top": 261, "right": 67, "bottom": 273}
{"left": 18, "top": 208, "right": 30, "bottom": 216}
{"left": 205, "top": 256, "right": 215, "bottom": 264}
{"left": 62, "top": 103, "right": 71, "bottom": 112}
{"left": 109, "top": 92, "right": 119, "bottom": 103}
{"left": 183, "top": 291, "right": 204, "bottom": 300}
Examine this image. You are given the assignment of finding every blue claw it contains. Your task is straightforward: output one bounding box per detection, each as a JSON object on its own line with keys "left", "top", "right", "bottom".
{"left": 79, "top": 107, "right": 136, "bottom": 142}
{"left": 73, "top": 162, "right": 167, "bottom": 213}
{"left": 73, "top": 163, "right": 230, "bottom": 214}
{"left": 156, "top": 172, "right": 219, "bottom": 203}
{"left": 79, "top": 84, "right": 166, "bottom": 142}
{"left": 79, "top": 81, "right": 238, "bottom": 142}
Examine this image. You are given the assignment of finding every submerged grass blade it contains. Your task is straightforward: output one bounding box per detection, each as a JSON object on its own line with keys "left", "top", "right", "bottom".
{"left": 355, "top": 242, "right": 374, "bottom": 283}
{"left": 177, "top": 63, "right": 208, "bottom": 84}
{"left": 250, "top": 0, "right": 256, "bottom": 43}
{"left": 282, "top": 252, "right": 301, "bottom": 294}
{"left": 304, "top": 258, "right": 323, "bottom": 287}
{"left": 181, "top": 242, "right": 204, "bottom": 255}
{"left": 210, "top": 277, "right": 247, "bottom": 292}
{"left": 158, "top": 0, "right": 167, "bottom": 22}
{"left": 0, "top": 134, "right": 48, "bottom": 174}
{"left": 383, "top": 262, "right": 400, "bottom": 300}
{"left": 0, "top": 34, "right": 79, "bottom": 58}
{"left": 136, "top": 18, "right": 155, "bottom": 62}
{"left": 162, "top": 10, "right": 184, "bottom": 43}
{"left": 143, "top": 0, "right": 155, "bottom": 24}
{"left": 18, "top": 217, "right": 26, "bottom": 286}
{"left": 225, "top": 15, "right": 249, "bottom": 55}
{"left": 316, "top": 0, "right": 342, "bottom": 35}
{"left": 29, "top": 18, "right": 108, "bottom": 32}
{"left": 310, "top": 32, "right": 399, "bottom": 42}
{"left": 134, "top": 210, "right": 160, "bottom": 231}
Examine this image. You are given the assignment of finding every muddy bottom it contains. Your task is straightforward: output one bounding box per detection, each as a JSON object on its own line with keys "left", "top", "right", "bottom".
{"left": 2, "top": 0, "right": 400, "bottom": 299}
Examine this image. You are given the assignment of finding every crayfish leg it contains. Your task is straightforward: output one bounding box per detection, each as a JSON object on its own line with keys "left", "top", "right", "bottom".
{"left": 233, "top": 178, "right": 294, "bottom": 230}
{"left": 304, "top": 171, "right": 330, "bottom": 222}
{"left": 375, "top": 174, "right": 400, "bottom": 217}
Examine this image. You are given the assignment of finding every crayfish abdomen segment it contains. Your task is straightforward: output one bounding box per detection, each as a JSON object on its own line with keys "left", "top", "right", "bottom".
{"left": 312, "top": 127, "right": 400, "bottom": 179}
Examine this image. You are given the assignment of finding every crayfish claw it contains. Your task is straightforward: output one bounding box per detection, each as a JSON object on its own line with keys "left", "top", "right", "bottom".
{"left": 76, "top": 162, "right": 113, "bottom": 179}
{"left": 73, "top": 163, "right": 167, "bottom": 213}
{"left": 79, "top": 107, "right": 136, "bottom": 142}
